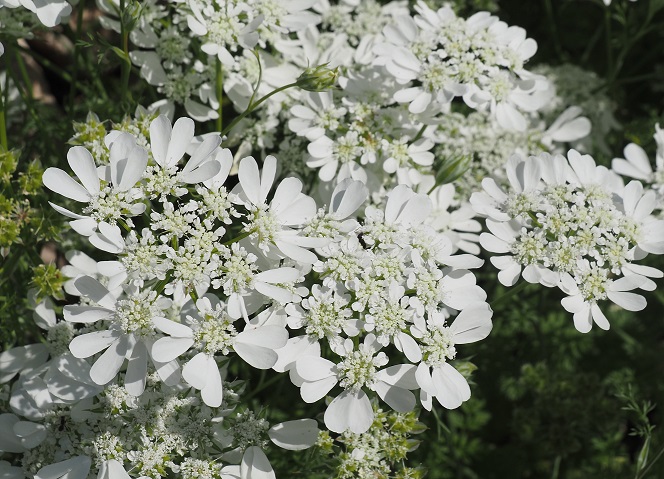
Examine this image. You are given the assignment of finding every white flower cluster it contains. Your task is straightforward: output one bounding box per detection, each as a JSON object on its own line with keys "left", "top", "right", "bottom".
{"left": 533, "top": 64, "right": 620, "bottom": 155}
{"left": 286, "top": 73, "right": 432, "bottom": 187}
{"left": 278, "top": 182, "right": 493, "bottom": 434}
{"left": 432, "top": 108, "right": 591, "bottom": 200}
{"left": 2, "top": 114, "right": 329, "bottom": 479}
{"left": 471, "top": 150, "right": 664, "bottom": 332}
{"left": 277, "top": 0, "right": 590, "bottom": 202}
{"left": 316, "top": 405, "right": 425, "bottom": 479}
{"left": 373, "top": 1, "right": 546, "bottom": 129}
{"left": 119, "top": 0, "right": 321, "bottom": 121}
{"left": 0, "top": 358, "right": 317, "bottom": 479}
{"left": 0, "top": 112, "right": 497, "bottom": 478}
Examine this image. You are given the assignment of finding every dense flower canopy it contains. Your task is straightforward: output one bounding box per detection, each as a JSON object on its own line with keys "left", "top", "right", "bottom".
{"left": 1, "top": 0, "right": 664, "bottom": 478}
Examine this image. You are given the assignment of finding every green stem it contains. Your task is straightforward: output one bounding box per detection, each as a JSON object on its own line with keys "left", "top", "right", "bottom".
{"left": 15, "top": 45, "right": 72, "bottom": 83}
{"left": 189, "top": 290, "right": 199, "bottom": 303}
{"left": 551, "top": 456, "right": 561, "bottom": 479}
{"left": 119, "top": 0, "right": 132, "bottom": 108}
{"left": 215, "top": 57, "right": 223, "bottom": 132}
{"left": 14, "top": 47, "right": 34, "bottom": 102}
{"left": 542, "top": 0, "right": 564, "bottom": 61}
{"left": 117, "top": 218, "right": 132, "bottom": 233}
{"left": 244, "top": 372, "right": 284, "bottom": 401}
{"left": 68, "top": 0, "right": 86, "bottom": 116}
{"left": 5, "top": 47, "right": 38, "bottom": 124}
{"left": 0, "top": 80, "right": 7, "bottom": 150}
{"left": 490, "top": 281, "right": 529, "bottom": 308}
{"left": 636, "top": 443, "right": 664, "bottom": 479}
{"left": 222, "top": 230, "right": 251, "bottom": 246}
{"left": 153, "top": 273, "right": 173, "bottom": 296}
{"left": 412, "top": 124, "right": 427, "bottom": 142}
{"left": 247, "top": 48, "right": 263, "bottom": 107}
{"left": 221, "top": 81, "right": 299, "bottom": 136}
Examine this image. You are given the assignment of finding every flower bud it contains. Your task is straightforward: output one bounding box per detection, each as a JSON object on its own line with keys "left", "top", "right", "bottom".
{"left": 296, "top": 64, "right": 339, "bottom": 92}
{"left": 435, "top": 153, "right": 472, "bottom": 185}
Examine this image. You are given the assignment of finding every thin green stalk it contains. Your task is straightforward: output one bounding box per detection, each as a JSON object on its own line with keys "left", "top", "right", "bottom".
{"left": 14, "top": 48, "right": 34, "bottom": 102}
{"left": 215, "top": 57, "right": 223, "bottom": 132}
{"left": 636, "top": 443, "right": 664, "bottom": 479}
{"left": 221, "top": 81, "right": 299, "bottom": 136}
{"left": 243, "top": 372, "right": 283, "bottom": 401}
{"left": 68, "top": 0, "right": 86, "bottom": 116}
{"left": 551, "top": 456, "right": 561, "bottom": 479}
{"left": 223, "top": 230, "right": 251, "bottom": 246}
{"left": 247, "top": 49, "right": 263, "bottom": 107}
{"left": 0, "top": 80, "right": 7, "bottom": 150}
{"left": 490, "top": 281, "right": 529, "bottom": 308}
{"left": 5, "top": 49, "right": 39, "bottom": 123}
{"left": 412, "top": 124, "right": 427, "bottom": 142}
{"left": 604, "top": 7, "right": 614, "bottom": 78}
{"left": 119, "top": 0, "right": 132, "bottom": 108}
{"left": 543, "top": 0, "right": 565, "bottom": 61}
{"left": 15, "top": 45, "right": 72, "bottom": 83}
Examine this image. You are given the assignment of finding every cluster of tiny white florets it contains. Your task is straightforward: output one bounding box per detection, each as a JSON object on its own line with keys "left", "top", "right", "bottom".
{"left": 433, "top": 111, "right": 546, "bottom": 199}
{"left": 286, "top": 78, "right": 432, "bottom": 187}
{"left": 189, "top": 304, "right": 238, "bottom": 356}
{"left": 472, "top": 150, "right": 664, "bottom": 332}
{"left": 534, "top": 63, "right": 620, "bottom": 155}
{"left": 1, "top": 370, "right": 246, "bottom": 479}
{"left": 231, "top": 410, "right": 270, "bottom": 450}
{"left": 320, "top": 406, "right": 425, "bottom": 479}
{"left": 374, "top": 0, "right": 542, "bottom": 124}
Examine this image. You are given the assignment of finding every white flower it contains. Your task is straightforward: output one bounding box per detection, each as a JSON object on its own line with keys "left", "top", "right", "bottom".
{"left": 186, "top": 1, "right": 262, "bottom": 67}
{"left": 43, "top": 133, "right": 148, "bottom": 236}
{"left": 425, "top": 183, "right": 482, "bottom": 255}
{"left": 151, "top": 295, "right": 288, "bottom": 407}
{"left": 65, "top": 276, "right": 179, "bottom": 395}
{"left": 473, "top": 150, "right": 664, "bottom": 331}
{"left": 413, "top": 303, "right": 492, "bottom": 410}
{"left": 294, "top": 334, "right": 418, "bottom": 434}
{"left": 234, "top": 155, "right": 325, "bottom": 264}
{"left": 559, "top": 268, "right": 648, "bottom": 333}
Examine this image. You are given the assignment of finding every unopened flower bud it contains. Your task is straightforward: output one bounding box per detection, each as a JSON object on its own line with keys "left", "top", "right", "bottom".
{"left": 296, "top": 64, "right": 339, "bottom": 92}
{"left": 435, "top": 153, "right": 472, "bottom": 185}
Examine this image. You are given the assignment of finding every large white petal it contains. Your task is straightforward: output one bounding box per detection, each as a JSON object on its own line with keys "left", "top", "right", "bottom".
{"left": 73, "top": 276, "right": 116, "bottom": 309}
{"left": 268, "top": 419, "right": 318, "bottom": 450}
{"left": 69, "top": 330, "right": 120, "bottom": 358}
{"left": 432, "top": 364, "right": 467, "bottom": 409}
{"left": 374, "top": 381, "right": 416, "bottom": 412}
{"left": 240, "top": 447, "right": 275, "bottom": 479}
{"left": 150, "top": 336, "right": 194, "bottom": 363}
{"left": 63, "top": 305, "right": 114, "bottom": 323}
{"left": 125, "top": 341, "right": 148, "bottom": 397}
{"left": 35, "top": 456, "right": 91, "bottom": 479}
{"left": 89, "top": 336, "right": 129, "bottom": 385}
{"left": 201, "top": 361, "right": 223, "bottom": 408}
{"left": 150, "top": 116, "right": 171, "bottom": 167}
{"left": 67, "top": 147, "right": 99, "bottom": 195}
{"left": 97, "top": 460, "right": 130, "bottom": 479}
{"left": 182, "top": 352, "right": 213, "bottom": 390}
{"left": 324, "top": 390, "right": 373, "bottom": 434}
{"left": 450, "top": 303, "right": 493, "bottom": 344}
{"left": 42, "top": 168, "right": 90, "bottom": 202}
{"left": 300, "top": 376, "right": 337, "bottom": 403}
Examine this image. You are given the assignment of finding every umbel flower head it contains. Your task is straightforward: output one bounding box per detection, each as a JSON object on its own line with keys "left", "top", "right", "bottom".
{"left": 471, "top": 150, "right": 664, "bottom": 333}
